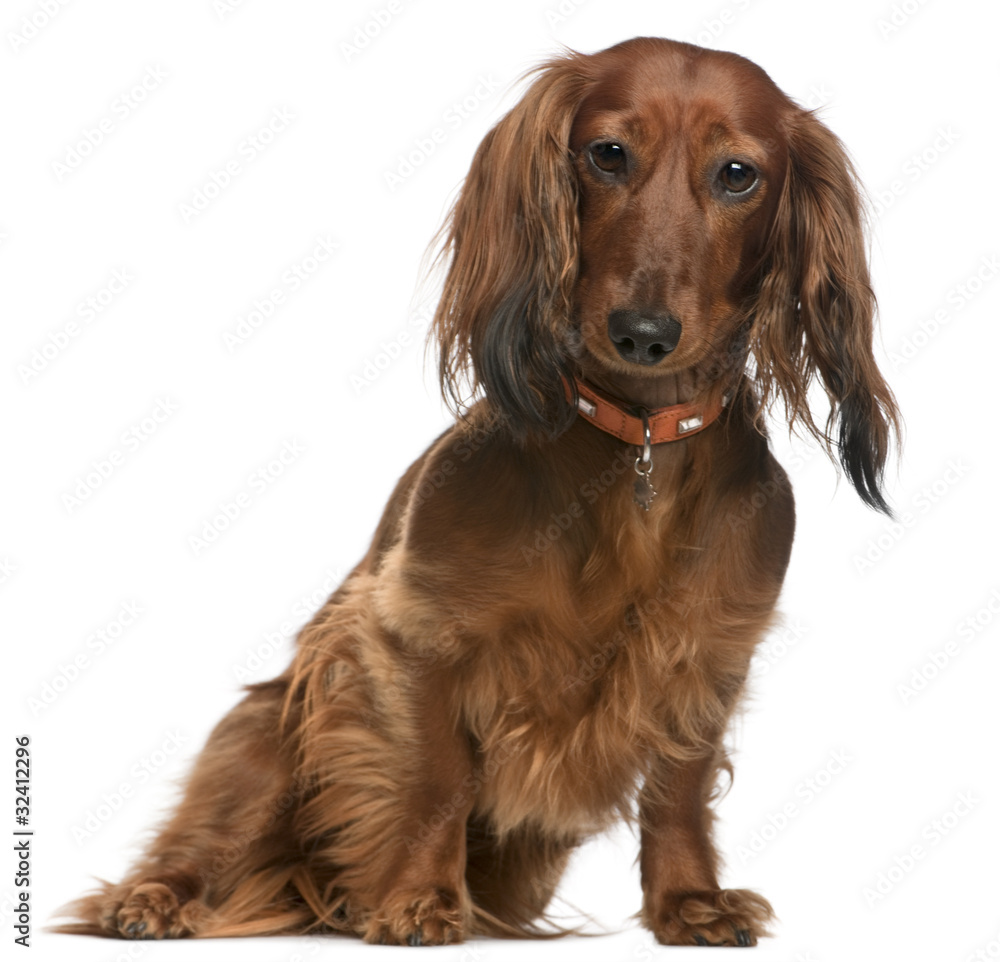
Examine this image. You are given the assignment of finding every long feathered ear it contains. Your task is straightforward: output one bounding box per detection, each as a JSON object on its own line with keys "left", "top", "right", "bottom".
{"left": 431, "top": 54, "right": 590, "bottom": 441}
{"left": 750, "top": 108, "right": 901, "bottom": 514}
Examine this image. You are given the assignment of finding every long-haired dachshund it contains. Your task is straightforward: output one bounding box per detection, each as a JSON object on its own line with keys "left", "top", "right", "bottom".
{"left": 58, "top": 37, "right": 898, "bottom": 947}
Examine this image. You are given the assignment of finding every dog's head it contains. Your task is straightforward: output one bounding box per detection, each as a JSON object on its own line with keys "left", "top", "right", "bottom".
{"left": 432, "top": 37, "right": 899, "bottom": 513}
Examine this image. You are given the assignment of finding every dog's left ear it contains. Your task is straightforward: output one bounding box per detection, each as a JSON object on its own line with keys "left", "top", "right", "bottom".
{"left": 750, "top": 108, "right": 901, "bottom": 514}
{"left": 431, "top": 54, "right": 590, "bottom": 442}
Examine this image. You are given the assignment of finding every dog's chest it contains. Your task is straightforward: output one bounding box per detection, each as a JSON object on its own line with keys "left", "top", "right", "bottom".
{"left": 461, "top": 570, "right": 699, "bottom": 838}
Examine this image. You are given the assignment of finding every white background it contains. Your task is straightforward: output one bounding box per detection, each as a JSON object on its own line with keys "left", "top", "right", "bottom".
{"left": 3, "top": 0, "right": 998, "bottom": 960}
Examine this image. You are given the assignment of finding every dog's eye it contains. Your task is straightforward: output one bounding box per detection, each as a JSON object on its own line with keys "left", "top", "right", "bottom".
{"left": 719, "top": 161, "right": 757, "bottom": 193}
{"left": 590, "top": 142, "right": 627, "bottom": 173}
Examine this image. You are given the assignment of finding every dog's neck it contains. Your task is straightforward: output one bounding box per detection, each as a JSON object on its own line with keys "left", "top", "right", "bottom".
{"left": 575, "top": 360, "right": 727, "bottom": 409}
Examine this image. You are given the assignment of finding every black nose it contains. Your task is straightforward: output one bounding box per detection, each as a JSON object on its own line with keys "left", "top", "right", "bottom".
{"left": 607, "top": 310, "right": 682, "bottom": 365}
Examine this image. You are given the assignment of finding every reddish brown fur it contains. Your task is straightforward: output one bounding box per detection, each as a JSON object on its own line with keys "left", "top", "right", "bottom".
{"left": 55, "top": 38, "right": 898, "bottom": 947}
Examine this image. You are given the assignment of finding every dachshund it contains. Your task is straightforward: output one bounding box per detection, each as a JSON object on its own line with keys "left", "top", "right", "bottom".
{"left": 57, "top": 36, "right": 899, "bottom": 947}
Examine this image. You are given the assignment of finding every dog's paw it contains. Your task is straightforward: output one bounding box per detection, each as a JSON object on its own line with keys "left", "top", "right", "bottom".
{"left": 364, "top": 887, "right": 467, "bottom": 946}
{"left": 645, "top": 888, "right": 774, "bottom": 946}
{"left": 101, "top": 881, "right": 207, "bottom": 939}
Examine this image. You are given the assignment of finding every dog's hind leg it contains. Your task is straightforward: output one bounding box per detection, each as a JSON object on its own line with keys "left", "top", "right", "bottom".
{"left": 54, "top": 679, "right": 305, "bottom": 939}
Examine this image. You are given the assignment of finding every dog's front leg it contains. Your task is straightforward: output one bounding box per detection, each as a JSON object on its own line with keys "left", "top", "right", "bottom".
{"left": 639, "top": 750, "right": 773, "bottom": 947}
{"left": 358, "top": 647, "right": 476, "bottom": 946}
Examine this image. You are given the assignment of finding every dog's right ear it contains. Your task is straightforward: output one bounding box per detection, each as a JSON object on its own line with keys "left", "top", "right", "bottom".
{"left": 431, "top": 53, "right": 591, "bottom": 442}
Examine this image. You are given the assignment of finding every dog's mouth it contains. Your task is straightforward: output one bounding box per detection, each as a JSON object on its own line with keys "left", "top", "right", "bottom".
{"left": 568, "top": 304, "right": 752, "bottom": 409}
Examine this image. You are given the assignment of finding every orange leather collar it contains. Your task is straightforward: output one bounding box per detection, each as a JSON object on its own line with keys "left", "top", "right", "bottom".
{"left": 568, "top": 377, "right": 727, "bottom": 445}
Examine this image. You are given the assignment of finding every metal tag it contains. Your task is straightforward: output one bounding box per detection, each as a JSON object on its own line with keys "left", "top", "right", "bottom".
{"left": 633, "top": 471, "right": 656, "bottom": 510}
